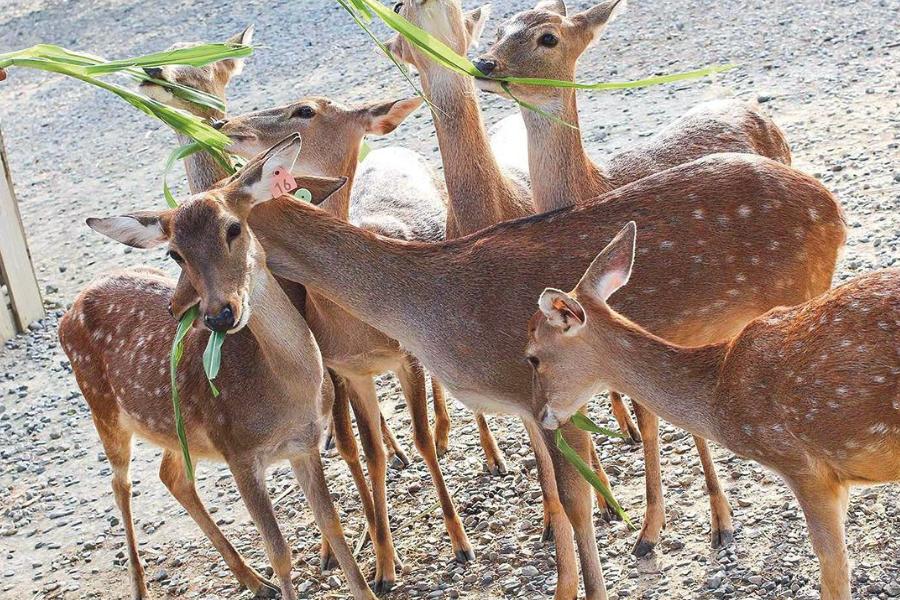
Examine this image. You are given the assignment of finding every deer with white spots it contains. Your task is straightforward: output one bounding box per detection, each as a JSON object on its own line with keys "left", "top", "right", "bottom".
{"left": 530, "top": 222, "right": 897, "bottom": 600}
{"left": 474, "top": 0, "right": 795, "bottom": 555}
{"left": 58, "top": 137, "right": 376, "bottom": 600}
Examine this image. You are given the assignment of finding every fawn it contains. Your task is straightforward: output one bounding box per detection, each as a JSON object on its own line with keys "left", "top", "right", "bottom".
{"left": 218, "top": 96, "right": 474, "bottom": 588}
{"left": 473, "top": 0, "right": 794, "bottom": 555}
{"left": 246, "top": 141, "right": 845, "bottom": 600}
{"left": 58, "top": 137, "right": 375, "bottom": 600}
{"left": 530, "top": 221, "right": 893, "bottom": 600}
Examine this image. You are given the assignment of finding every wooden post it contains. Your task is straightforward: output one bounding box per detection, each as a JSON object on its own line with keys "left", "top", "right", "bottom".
{"left": 0, "top": 120, "right": 44, "bottom": 340}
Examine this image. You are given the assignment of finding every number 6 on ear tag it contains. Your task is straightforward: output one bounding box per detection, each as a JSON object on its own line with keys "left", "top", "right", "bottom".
{"left": 270, "top": 168, "right": 298, "bottom": 197}
{"left": 294, "top": 188, "right": 312, "bottom": 202}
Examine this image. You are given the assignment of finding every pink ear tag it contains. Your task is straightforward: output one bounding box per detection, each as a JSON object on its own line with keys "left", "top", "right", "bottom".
{"left": 270, "top": 168, "right": 297, "bottom": 197}
{"left": 294, "top": 188, "right": 312, "bottom": 203}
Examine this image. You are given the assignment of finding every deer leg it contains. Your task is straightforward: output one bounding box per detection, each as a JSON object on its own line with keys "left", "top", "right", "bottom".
{"left": 229, "top": 460, "right": 298, "bottom": 600}
{"left": 291, "top": 452, "right": 378, "bottom": 600}
{"left": 95, "top": 419, "right": 147, "bottom": 600}
{"left": 431, "top": 377, "right": 451, "bottom": 457}
{"left": 347, "top": 375, "right": 398, "bottom": 594}
{"left": 381, "top": 413, "right": 411, "bottom": 470}
{"left": 397, "top": 356, "right": 474, "bottom": 563}
{"left": 788, "top": 476, "right": 851, "bottom": 600}
{"left": 524, "top": 419, "right": 579, "bottom": 600}
{"left": 476, "top": 413, "right": 508, "bottom": 476}
{"left": 631, "top": 403, "right": 666, "bottom": 557}
{"left": 158, "top": 451, "right": 278, "bottom": 597}
{"left": 541, "top": 420, "right": 608, "bottom": 600}
{"left": 322, "top": 416, "right": 337, "bottom": 453}
{"left": 693, "top": 436, "right": 734, "bottom": 549}
{"left": 609, "top": 390, "right": 641, "bottom": 443}
{"left": 588, "top": 441, "right": 619, "bottom": 523}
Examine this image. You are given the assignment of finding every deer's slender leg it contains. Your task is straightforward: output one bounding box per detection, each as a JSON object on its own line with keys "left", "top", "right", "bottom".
{"left": 524, "top": 420, "right": 579, "bottom": 600}
{"left": 158, "top": 451, "right": 278, "bottom": 597}
{"left": 431, "top": 377, "right": 451, "bottom": 457}
{"left": 346, "top": 375, "right": 398, "bottom": 594}
{"left": 397, "top": 356, "right": 474, "bottom": 562}
{"left": 476, "top": 414, "right": 508, "bottom": 476}
{"left": 291, "top": 452, "right": 378, "bottom": 600}
{"left": 588, "top": 441, "right": 619, "bottom": 522}
{"left": 693, "top": 436, "right": 734, "bottom": 548}
{"left": 609, "top": 390, "right": 641, "bottom": 443}
{"left": 631, "top": 402, "right": 666, "bottom": 557}
{"left": 788, "top": 476, "right": 851, "bottom": 600}
{"left": 381, "top": 413, "right": 410, "bottom": 470}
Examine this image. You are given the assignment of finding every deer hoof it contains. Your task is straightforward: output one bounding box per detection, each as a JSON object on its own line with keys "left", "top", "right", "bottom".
{"left": 625, "top": 422, "right": 642, "bottom": 444}
{"left": 541, "top": 522, "right": 554, "bottom": 543}
{"left": 455, "top": 548, "right": 476, "bottom": 564}
{"left": 711, "top": 528, "right": 734, "bottom": 549}
{"left": 486, "top": 459, "right": 508, "bottom": 476}
{"left": 251, "top": 580, "right": 280, "bottom": 598}
{"left": 632, "top": 538, "right": 657, "bottom": 558}
{"left": 370, "top": 576, "right": 395, "bottom": 596}
{"left": 389, "top": 454, "right": 410, "bottom": 470}
{"left": 320, "top": 552, "right": 338, "bottom": 574}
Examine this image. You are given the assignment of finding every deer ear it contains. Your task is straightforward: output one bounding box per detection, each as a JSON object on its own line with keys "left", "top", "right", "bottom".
{"left": 535, "top": 0, "right": 567, "bottom": 16}
{"left": 220, "top": 25, "right": 254, "bottom": 78}
{"left": 86, "top": 211, "right": 168, "bottom": 249}
{"left": 571, "top": 0, "right": 627, "bottom": 44}
{"left": 539, "top": 288, "right": 586, "bottom": 334}
{"left": 465, "top": 5, "right": 492, "bottom": 48}
{"left": 575, "top": 221, "right": 636, "bottom": 303}
{"left": 294, "top": 176, "right": 349, "bottom": 206}
{"left": 363, "top": 97, "right": 423, "bottom": 135}
{"left": 236, "top": 134, "right": 303, "bottom": 205}
{"left": 383, "top": 33, "right": 407, "bottom": 63}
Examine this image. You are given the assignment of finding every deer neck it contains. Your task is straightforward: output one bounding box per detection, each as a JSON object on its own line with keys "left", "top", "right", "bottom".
{"left": 315, "top": 148, "right": 360, "bottom": 222}
{"left": 176, "top": 125, "right": 230, "bottom": 194}
{"left": 420, "top": 67, "right": 526, "bottom": 235}
{"left": 523, "top": 89, "right": 612, "bottom": 212}
{"left": 590, "top": 306, "right": 726, "bottom": 442}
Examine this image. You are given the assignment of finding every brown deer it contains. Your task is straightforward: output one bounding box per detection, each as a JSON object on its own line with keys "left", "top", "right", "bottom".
{"left": 530, "top": 222, "right": 895, "bottom": 600}
{"left": 58, "top": 137, "right": 376, "bottom": 600}
{"left": 245, "top": 143, "right": 845, "bottom": 599}
{"left": 217, "top": 97, "right": 475, "bottom": 588}
{"left": 473, "top": 0, "right": 793, "bottom": 555}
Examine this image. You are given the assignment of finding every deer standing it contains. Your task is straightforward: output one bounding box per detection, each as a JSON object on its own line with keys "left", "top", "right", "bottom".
{"left": 218, "top": 96, "right": 474, "bottom": 588}
{"left": 473, "top": 0, "right": 794, "bottom": 555}
{"left": 245, "top": 143, "right": 845, "bottom": 600}
{"left": 59, "top": 138, "right": 375, "bottom": 600}
{"left": 531, "top": 222, "right": 891, "bottom": 600}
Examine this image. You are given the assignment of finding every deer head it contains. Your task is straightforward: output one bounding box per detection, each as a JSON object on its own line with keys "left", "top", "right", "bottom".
{"left": 527, "top": 221, "right": 636, "bottom": 428}
{"left": 385, "top": 1, "right": 491, "bottom": 69}
{"left": 474, "top": 0, "right": 626, "bottom": 105}
{"left": 86, "top": 134, "right": 345, "bottom": 333}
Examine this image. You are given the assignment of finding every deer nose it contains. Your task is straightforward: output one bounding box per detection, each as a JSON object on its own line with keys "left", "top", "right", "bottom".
{"left": 143, "top": 67, "right": 163, "bottom": 79}
{"left": 204, "top": 305, "right": 235, "bottom": 333}
{"left": 473, "top": 59, "right": 497, "bottom": 76}
{"left": 211, "top": 119, "right": 227, "bottom": 130}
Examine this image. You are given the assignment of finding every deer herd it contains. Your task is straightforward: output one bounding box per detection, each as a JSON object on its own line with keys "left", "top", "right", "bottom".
{"left": 53, "top": 1, "right": 898, "bottom": 599}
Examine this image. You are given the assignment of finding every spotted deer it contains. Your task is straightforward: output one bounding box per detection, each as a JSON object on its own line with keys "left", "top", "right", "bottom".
{"left": 217, "top": 97, "right": 475, "bottom": 589}
{"left": 386, "top": 0, "right": 618, "bottom": 527}
{"left": 531, "top": 222, "right": 896, "bottom": 600}
{"left": 58, "top": 139, "right": 376, "bottom": 600}
{"left": 245, "top": 140, "right": 844, "bottom": 599}
{"left": 473, "top": 0, "right": 798, "bottom": 554}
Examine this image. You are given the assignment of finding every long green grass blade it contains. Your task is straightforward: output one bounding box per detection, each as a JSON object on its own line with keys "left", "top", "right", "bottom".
{"left": 203, "top": 331, "right": 225, "bottom": 398}
{"left": 85, "top": 43, "right": 253, "bottom": 75}
{"left": 571, "top": 412, "right": 628, "bottom": 439}
{"left": 163, "top": 143, "right": 204, "bottom": 208}
{"left": 501, "top": 82, "right": 578, "bottom": 130}
{"left": 555, "top": 429, "right": 633, "bottom": 527}
{"left": 171, "top": 306, "right": 198, "bottom": 480}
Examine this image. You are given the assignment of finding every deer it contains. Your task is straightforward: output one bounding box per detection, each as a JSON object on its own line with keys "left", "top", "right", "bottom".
{"left": 58, "top": 137, "right": 376, "bottom": 600}
{"left": 472, "top": 0, "right": 794, "bottom": 555}
{"left": 216, "top": 97, "right": 476, "bottom": 589}
{"left": 530, "top": 221, "right": 898, "bottom": 600}
{"left": 239, "top": 132, "right": 845, "bottom": 599}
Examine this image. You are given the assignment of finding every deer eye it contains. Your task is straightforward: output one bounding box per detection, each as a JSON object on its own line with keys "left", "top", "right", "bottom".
{"left": 539, "top": 33, "right": 558, "bottom": 47}
{"left": 393, "top": 2, "right": 403, "bottom": 13}
{"left": 168, "top": 250, "right": 184, "bottom": 265}
{"left": 292, "top": 105, "right": 315, "bottom": 119}
{"left": 226, "top": 222, "right": 242, "bottom": 244}
{"left": 527, "top": 355, "right": 540, "bottom": 368}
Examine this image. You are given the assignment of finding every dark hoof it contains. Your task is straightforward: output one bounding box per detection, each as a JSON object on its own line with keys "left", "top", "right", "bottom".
{"left": 436, "top": 443, "right": 449, "bottom": 458}
{"left": 486, "top": 460, "right": 508, "bottom": 476}
{"left": 323, "top": 433, "right": 336, "bottom": 452}
{"left": 625, "top": 423, "right": 642, "bottom": 444}
{"left": 370, "top": 577, "right": 395, "bottom": 596}
{"left": 632, "top": 538, "right": 657, "bottom": 558}
{"left": 541, "top": 522, "right": 554, "bottom": 543}
{"left": 252, "top": 580, "right": 280, "bottom": 599}
{"left": 389, "top": 453, "right": 410, "bottom": 470}
{"left": 600, "top": 504, "right": 621, "bottom": 523}
{"left": 455, "top": 548, "right": 476, "bottom": 564}
{"left": 711, "top": 528, "right": 734, "bottom": 549}
{"left": 320, "top": 553, "right": 338, "bottom": 574}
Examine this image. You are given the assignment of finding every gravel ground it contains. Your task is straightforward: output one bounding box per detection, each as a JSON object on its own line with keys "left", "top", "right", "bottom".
{"left": 2, "top": 0, "right": 899, "bottom": 598}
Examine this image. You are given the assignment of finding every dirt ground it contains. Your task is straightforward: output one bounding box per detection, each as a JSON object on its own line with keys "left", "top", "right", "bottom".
{"left": 2, "top": 0, "right": 900, "bottom": 598}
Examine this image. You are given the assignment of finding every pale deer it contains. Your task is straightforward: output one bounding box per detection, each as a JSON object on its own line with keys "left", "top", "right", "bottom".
{"left": 385, "top": 0, "right": 617, "bottom": 522}
{"left": 58, "top": 137, "right": 376, "bottom": 600}
{"left": 473, "top": 0, "right": 794, "bottom": 555}
{"left": 245, "top": 142, "right": 845, "bottom": 599}
{"left": 217, "top": 97, "right": 475, "bottom": 588}
{"left": 531, "top": 222, "right": 897, "bottom": 600}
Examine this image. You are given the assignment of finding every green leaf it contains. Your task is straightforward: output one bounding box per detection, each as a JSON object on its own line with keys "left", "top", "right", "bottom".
{"left": 84, "top": 43, "right": 253, "bottom": 75}
{"left": 571, "top": 412, "right": 628, "bottom": 439}
{"left": 555, "top": 429, "right": 633, "bottom": 527}
{"left": 170, "top": 306, "right": 198, "bottom": 480}
{"left": 203, "top": 331, "right": 225, "bottom": 398}
{"left": 163, "top": 142, "right": 204, "bottom": 208}
{"left": 358, "top": 139, "right": 372, "bottom": 163}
